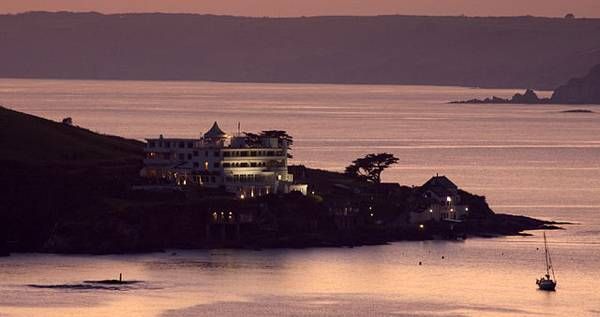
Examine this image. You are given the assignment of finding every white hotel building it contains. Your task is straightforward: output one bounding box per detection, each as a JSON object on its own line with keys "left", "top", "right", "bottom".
{"left": 140, "top": 122, "right": 307, "bottom": 197}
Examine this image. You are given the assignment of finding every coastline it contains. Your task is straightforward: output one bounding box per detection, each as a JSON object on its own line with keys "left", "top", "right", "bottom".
{"left": 0, "top": 106, "right": 561, "bottom": 256}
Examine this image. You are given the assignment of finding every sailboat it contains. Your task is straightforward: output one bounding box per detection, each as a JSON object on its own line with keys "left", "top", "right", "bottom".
{"left": 536, "top": 232, "right": 557, "bottom": 291}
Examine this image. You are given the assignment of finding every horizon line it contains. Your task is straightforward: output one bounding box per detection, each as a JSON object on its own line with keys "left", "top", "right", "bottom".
{"left": 1, "top": 10, "right": 597, "bottom": 20}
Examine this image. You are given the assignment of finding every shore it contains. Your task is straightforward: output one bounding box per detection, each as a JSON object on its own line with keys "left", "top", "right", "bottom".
{"left": 0, "top": 106, "right": 560, "bottom": 256}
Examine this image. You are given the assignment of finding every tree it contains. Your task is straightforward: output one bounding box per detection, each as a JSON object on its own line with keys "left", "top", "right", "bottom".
{"left": 345, "top": 153, "right": 399, "bottom": 183}
{"left": 261, "top": 130, "right": 293, "bottom": 158}
{"left": 244, "top": 130, "right": 294, "bottom": 158}
{"left": 243, "top": 132, "right": 261, "bottom": 147}
{"left": 260, "top": 130, "right": 293, "bottom": 148}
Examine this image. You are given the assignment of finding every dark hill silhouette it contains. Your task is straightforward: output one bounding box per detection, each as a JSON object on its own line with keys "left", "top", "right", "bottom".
{"left": 551, "top": 64, "right": 600, "bottom": 104}
{"left": 1, "top": 12, "right": 600, "bottom": 89}
{"left": 451, "top": 64, "right": 600, "bottom": 104}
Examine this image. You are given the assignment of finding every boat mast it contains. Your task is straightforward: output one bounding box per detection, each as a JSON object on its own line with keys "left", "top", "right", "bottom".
{"left": 544, "top": 232, "right": 550, "bottom": 277}
{"left": 543, "top": 232, "right": 556, "bottom": 281}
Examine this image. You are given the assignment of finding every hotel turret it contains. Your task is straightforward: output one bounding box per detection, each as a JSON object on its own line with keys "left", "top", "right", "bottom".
{"left": 140, "top": 122, "right": 306, "bottom": 198}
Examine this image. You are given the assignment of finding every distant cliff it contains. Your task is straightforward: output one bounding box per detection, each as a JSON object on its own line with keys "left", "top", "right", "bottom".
{"left": 452, "top": 64, "right": 600, "bottom": 104}
{"left": 1, "top": 12, "right": 600, "bottom": 89}
{"left": 551, "top": 64, "right": 600, "bottom": 104}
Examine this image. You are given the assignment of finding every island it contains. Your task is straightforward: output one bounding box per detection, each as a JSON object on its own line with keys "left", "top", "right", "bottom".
{"left": 0, "top": 106, "right": 560, "bottom": 256}
{"left": 451, "top": 64, "right": 600, "bottom": 105}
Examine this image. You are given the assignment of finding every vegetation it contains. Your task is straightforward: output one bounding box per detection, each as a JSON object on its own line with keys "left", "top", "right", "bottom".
{"left": 245, "top": 130, "right": 294, "bottom": 158}
{"left": 345, "top": 153, "right": 399, "bottom": 183}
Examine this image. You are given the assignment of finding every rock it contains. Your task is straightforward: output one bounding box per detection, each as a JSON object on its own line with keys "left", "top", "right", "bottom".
{"left": 450, "top": 89, "right": 549, "bottom": 104}
{"left": 511, "top": 89, "right": 542, "bottom": 104}
{"left": 551, "top": 64, "right": 600, "bottom": 104}
{"left": 560, "top": 109, "right": 594, "bottom": 113}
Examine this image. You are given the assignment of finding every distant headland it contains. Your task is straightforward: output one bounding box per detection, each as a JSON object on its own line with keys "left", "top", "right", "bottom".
{"left": 451, "top": 64, "right": 600, "bottom": 105}
{"left": 1, "top": 12, "right": 600, "bottom": 89}
{"left": 0, "top": 106, "right": 561, "bottom": 256}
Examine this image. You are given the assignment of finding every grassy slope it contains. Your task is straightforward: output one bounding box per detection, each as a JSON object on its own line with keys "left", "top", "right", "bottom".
{"left": 0, "top": 106, "right": 143, "bottom": 164}
{"left": 0, "top": 106, "right": 145, "bottom": 252}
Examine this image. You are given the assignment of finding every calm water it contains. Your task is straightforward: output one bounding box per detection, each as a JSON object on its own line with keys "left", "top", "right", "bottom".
{"left": 1, "top": 79, "right": 599, "bottom": 316}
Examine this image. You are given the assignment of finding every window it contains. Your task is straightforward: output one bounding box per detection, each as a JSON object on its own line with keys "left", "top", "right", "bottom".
{"left": 213, "top": 151, "right": 220, "bottom": 157}
{"left": 178, "top": 153, "right": 184, "bottom": 160}
{"left": 187, "top": 153, "right": 192, "bottom": 160}
{"left": 193, "top": 162, "right": 199, "bottom": 168}
{"left": 211, "top": 176, "right": 216, "bottom": 183}
{"left": 205, "top": 151, "right": 208, "bottom": 156}
{"left": 148, "top": 141, "right": 155, "bottom": 148}
{"left": 187, "top": 142, "right": 193, "bottom": 148}
{"left": 223, "top": 152, "right": 231, "bottom": 157}
{"left": 165, "top": 141, "right": 171, "bottom": 147}
{"left": 178, "top": 141, "right": 184, "bottom": 148}
{"left": 193, "top": 151, "right": 198, "bottom": 156}
{"left": 213, "top": 162, "right": 220, "bottom": 168}
{"left": 250, "top": 151, "right": 257, "bottom": 156}
{"left": 222, "top": 163, "right": 231, "bottom": 168}
{"left": 267, "top": 151, "right": 274, "bottom": 156}
{"left": 240, "top": 162, "right": 249, "bottom": 167}
{"left": 250, "top": 162, "right": 257, "bottom": 167}
{"left": 240, "top": 151, "right": 248, "bottom": 157}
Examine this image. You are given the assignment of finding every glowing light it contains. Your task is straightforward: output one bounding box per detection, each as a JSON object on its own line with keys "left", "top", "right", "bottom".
{"left": 446, "top": 196, "right": 452, "bottom": 202}
{"left": 240, "top": 194, "right": 245, "bottom": 199}
{"left": 370, "top": 213, "right": 374, "bottom": 217}
{"left": 419, "top": 224, "right": 424, "bottom": 229}
{"left": 277, "top": 174, "right": 282, "bottom": 181}
{"left": 429, "top": 209, "right": 433, "bottom": 213}
{"left": 466, "top": 207, "right": 469, "bottom": 211}
{"left": 450, "top": 208, "right": 454, "bottom": 212}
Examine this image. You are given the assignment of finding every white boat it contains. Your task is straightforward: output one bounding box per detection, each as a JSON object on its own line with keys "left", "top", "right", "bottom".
{"left": 536, "top": 232, "right": 557, "bottom": 291}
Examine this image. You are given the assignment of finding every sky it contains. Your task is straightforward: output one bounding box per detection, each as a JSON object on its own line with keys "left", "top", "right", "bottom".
{"left": 1, "top": 0, "right": 600, "bottom": 18}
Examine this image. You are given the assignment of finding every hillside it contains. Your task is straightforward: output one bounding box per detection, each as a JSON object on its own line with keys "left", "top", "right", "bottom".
{"left": 451, "top": 63, "right": 600, "bottom": 104}
{"left": 0, "top": 106, "right": 143, "bottom": 163}
{"left": 0, "top": 106, "right": 145, "bottom": 253}
{"left": 1, "top": 12, "right": 600, "bottom": 89}
{"left": 551, "top": 64, "right": 600, "bottom": 104}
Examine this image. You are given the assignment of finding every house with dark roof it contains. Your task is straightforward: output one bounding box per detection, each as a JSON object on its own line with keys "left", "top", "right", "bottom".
{"left": 409, "top": 174, "right": 469, "bottom": 224}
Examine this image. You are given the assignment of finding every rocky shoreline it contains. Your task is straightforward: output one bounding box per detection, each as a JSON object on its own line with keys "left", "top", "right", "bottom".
{"left": 451, "top": 64, "right": 600, "bottom": 105}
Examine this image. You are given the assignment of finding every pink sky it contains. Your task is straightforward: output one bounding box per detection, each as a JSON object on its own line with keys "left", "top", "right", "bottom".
{"left": 1, "top": 0, "right": 599, "bottom": 17}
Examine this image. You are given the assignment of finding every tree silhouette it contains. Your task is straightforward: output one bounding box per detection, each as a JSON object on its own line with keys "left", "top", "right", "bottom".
{"left": 244, "top": 130, "right": 294, "bottom": 158}
{"left": 345, "top": 153, "right": 399, "bottom": 183}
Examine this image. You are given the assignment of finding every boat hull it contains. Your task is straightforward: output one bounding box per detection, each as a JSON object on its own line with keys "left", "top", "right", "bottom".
{"left": 537, "top": 280, "right": 556, "bottom": 291}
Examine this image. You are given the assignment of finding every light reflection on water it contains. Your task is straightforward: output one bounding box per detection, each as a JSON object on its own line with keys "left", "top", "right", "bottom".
{"left": 0, "top": 79, "right": 599, "bottom": 316}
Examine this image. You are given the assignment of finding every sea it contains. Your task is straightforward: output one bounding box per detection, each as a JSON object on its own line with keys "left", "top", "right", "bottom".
{"left": 0, "top": 79, "right": 599, "bottom": 316}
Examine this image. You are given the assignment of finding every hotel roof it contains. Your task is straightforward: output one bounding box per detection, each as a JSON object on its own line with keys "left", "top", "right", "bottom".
{"left": 204, "top": 121, "right": 227, "bottom": 138}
